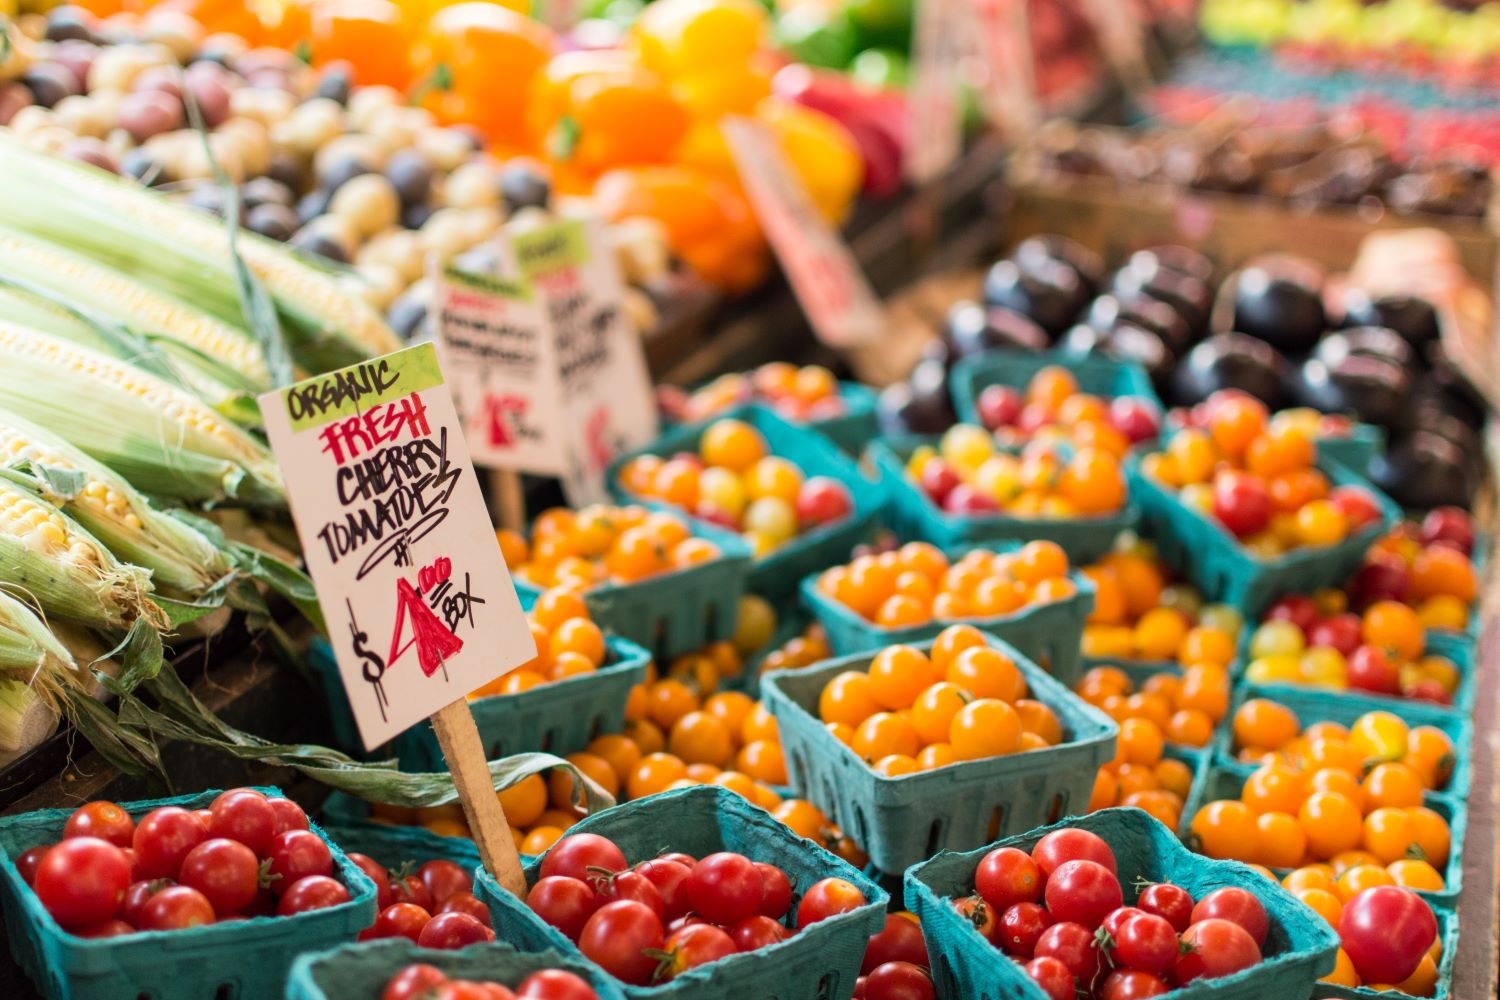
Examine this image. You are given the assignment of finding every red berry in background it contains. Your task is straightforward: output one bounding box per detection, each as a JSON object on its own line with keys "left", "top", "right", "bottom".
{"left": 33, "top": 837, "right": 131, "bottom": 929}
{"left": 392, "top": 874, "right": 433, "bottom": 911}
{"left": 515, "top": 969, "right": 599, "bottom": 1000}
{"left": 975, "top": 847, "right": 1042, "bottom": 913}
{"left": 998, "top": 901, "right": 1051, "bottom": 957}
{"left": 1212, "top": 470, "right": 1271, "bottom": 538}
{"left": 862, "top": 913, "right": 929, "bottom": 973}
{"left": 15, "top": 844, "right": 50, "bottom": 886}
{"left": 132, "top": 807, "right": 208, "bottom": 880}
{"left": 754, "top": 862, "right": 793, "bottom": 918}
{"left": 1112, "top": 912, "right": 1178, "bottom": 976}
{"left": 683, "top": 853, "right": 763, "bottom": 925}
{"left": 1043, "top": 859, "right": 1122, "bottom": 928}
{"left": 1108, "top": 397, "right": 1161, "bottom": 444}
{"left": 796, "top": 877, "right": 866, "bottom": 927}
{"left": 1192, "top": 888, "right": 1269, "bottom": 946}
{"left": 416, "top": 910, "right": 492, "bottom": 950}
{"left": 1031, "top": 828, "right": 1118, "bottom": 877}
{"left": 578, "top": 900, "right": 665, "bottom": 986}
{"left": 1033, "top": 921, "right": 1100, "bottom": 983}
{"left": 1420, "top": 506, "right": 1474, "bottom": 555}
{"left": 1099, "top": 969, "right": 1170, "bottom": 999}
{"left": 918, "top": 460, "right": 961, "bottom": 504}
{"left": 209, "top": 789, "right": 277, "bottom": 857}
{"left": 121, "top": 878, "right": 171, "bottom": 925}
{"left": 278, "top": 874, "right": 351, "bottom": 916}
{"left": 1024, "top": 956, "right": 1074, "bottom": 1000}
{"left": 1347, "top": 555, "right": 1410, "bottom": 609}
{"left": 267, "top": 830, "right": 332, "bottom": 894}
{"left": 862, "top": 961, "right": 935, "bottom": 1000}
{"left": 437, "top": 892, "right": 492, "bottom": 927}
{"left": 540, "top": 835, "right": 627, "bottom": 884}
{"left": 1347, "top": 645, "right": 1402, "bottom": 696}
{"left": 347, "top": 853, "right": 394, "bottom": 910}
{"left": 977, "top": 385, "right": 1024, "bottom": 430}
{"left": 1016, "top": 404, "right": 1051, "bottom": 435}
{"left": 382, "top": 964, "right": 448, "bottom": 1000}
{"left": 1338, "top": 886, "right": 1437, "bottom": 986}
{"left": 527, "top": 876, "right": 598, "bottom": 940}
{"left": 1307, "top": 613, "right": 1362, "bottom": 656}
{"left": 64, "top": 801, "right": 135, "bottom": 849}
{"left": 1330, "top": 486, "right": 1382, "bottom": 534}
{"left": 942, "top": 483, "right": 1000, "bottom": 515}
{"left": 1174, "top": 918, "right": 1261, "bottom": 983}
{"left": 75, "top": 919, "right": 134, "bottom": 938}
{"left": 1265, "top": 595, "right": 1320, "bottom": 633}
{"left": 730, "top": 914, "right": 791, "bottom": 951}
{"left": 952, "top": 895, "right": 999, "bottom": 944}
{"left": 178, "top": 838, "right": 261, "bottom": 916}
{"left": 372, "top": 902, "right": 432, "bottom": 942}
{"left": 139, "top": 885, "right": 216, "bottom": 930}
{"left": 796, "top": 477, "right": 853, "bottom": 528}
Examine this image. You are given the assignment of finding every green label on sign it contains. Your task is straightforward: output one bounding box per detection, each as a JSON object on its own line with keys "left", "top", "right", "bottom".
{"left": 514, "top": 219, "right": 589, "bottom": 279}
{"left": 280, "top": 342, "right": 446, "bottom": 432}
{"left": 442, "top": 264, "right": 533, "bottom": 301}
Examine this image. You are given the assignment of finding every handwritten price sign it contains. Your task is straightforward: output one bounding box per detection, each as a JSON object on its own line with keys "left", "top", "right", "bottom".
{"left": 259, "top": 343, "right": 535, "bottom": 750}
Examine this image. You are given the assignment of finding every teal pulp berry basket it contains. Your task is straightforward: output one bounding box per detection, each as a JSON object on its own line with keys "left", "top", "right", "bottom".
{"left": 1316, "top": 424, "right": 1385, "bottom": 477}
{"left": 0, "top": 787, "right": 377, "bottom": 1000}
{"left": 607, "top": 404, "right": 883, "bottom": 602}
{"left": 868, "top": 435, "right": 1140, "bottom": 562}
{"left": 667, "top": 381, "right": 879, "bottom": 457}
{"left": 514, "top": 516, "right": 753, "bottom": 663}
{"left": 1128, "top": 450, "right": 1400, "bottom": 618}
{"left": 905, "top": 807, "right": 1340, "bottom": 1000}
{"left": 949, "top": 349, "right": 1160, "bottom": 426}
{"left": 800, "top": 545, "right": 1096, "bottom": 685}
{"left": 760, "top": 632, "right": 1118, "bottom": 874}
{"left": 287, "top": 938, "right": 626, "bottom": 1000}
{"left": 1180, "top": 756, "right": 1466, "bottom": 908}
{"left": 1313, "top": 902, "right": 1459, "bottom": 1000}
{"left": 473, "top": 785, "right": 888, "bottom": 1000}
{"left": 313, "top": 585, "right": 652, "bottom": 768}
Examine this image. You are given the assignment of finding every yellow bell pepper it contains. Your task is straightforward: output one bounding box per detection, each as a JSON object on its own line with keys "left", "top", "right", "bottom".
{"left": 670, "top": 55, "right": 773, "bottom": 119}
{"left": 632, "top": 0, "right": 768, "bottom": 79}
{"left": 755, "top": 97, "right": 863, "bottom": 224}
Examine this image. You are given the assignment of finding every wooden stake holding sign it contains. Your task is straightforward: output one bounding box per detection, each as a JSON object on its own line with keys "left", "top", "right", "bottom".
{"left": 970, "top": 0, "right": 1041, "bottom": 144}
{"left": 257, "top": 343, "right": 533, "bottom": 896}
{"left": 905, "top": 0, "right": 966, "bottom": 187}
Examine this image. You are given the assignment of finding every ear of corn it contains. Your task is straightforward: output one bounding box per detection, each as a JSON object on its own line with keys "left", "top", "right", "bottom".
{"left": 0, "top": 321, "right": 285, "bottom": 506}
{"left": 0, "top": 589, "right": 77, "bottom": 680}
{"left": 0, "top": 478, "right": 161, "bottom": 631}
{"left": 0, "top": 680, "right": 60, "bottom": 757}
{"left": 0, "top": 228, "right": 270, "bottom": 387}
{"left": 0, "top": 133, "right": 402, "bottom": 370}
{"left": 0, "top": 407, "right": 231, "bottom": 596}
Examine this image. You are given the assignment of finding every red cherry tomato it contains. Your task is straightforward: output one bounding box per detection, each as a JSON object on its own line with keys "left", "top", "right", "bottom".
{"left": 998, "top": 902, "right": 1051, "bottom": 957}
{"left": 1135, "top": 882, "right": 1192, "bottom": 932}
{"left": 952, "top": 895, "right": 1000, "bottom": 944}
{"left": 1191, "top": 887, "right": 1269, "bottom": 946}
{"left": 754, "top": 862, "right": 793, "bottom": 918}
{"left": 1099, "top": 969, "right": 1169, "bottom": 999}
{"left": 1099, "top": 906, "right": 1144, "bottom": 942}
{"left": 1174, "top": 918, "right": 1261, "bottom": 983}
{"left": 15, "top": 844, "right": 50, "bottom": 886}
{"left": 975, "top": 847, "right": 1042, "bottom": 913}
{"left": 1030, "top": 829, "right": 1118, "bottom": 877}
{"left": 515, "top": 969, "right": 600, "bottom": 1000}
{"left": 437, "top": 891, "right": 492, "bottom": 927}
{"left": 372, "top": 902, "right": 433, "bottom": 941}
{"left": 684, "top": 853, "right": 764, "bottom": 926}
{"left": 1043, "top": 859, "right": 1122, "bottom": 929}
{"left": 1213, "top": 470, "right": 1271, "bottom": 538}
{"left": 267, "top": 830, "right": 333, "bottom": 895}
{"left": 591, "top": 869, "right": 666, "bottom": 920}
{"left": 121, "top": 878, "right": 171, "bottom": 926}
{"left": 796, "top": 877, "right": 866, "bottom": 928}
{"left": 1113, "top": 912, "right": 1178, "bottom": 977}
{"left": 381, "top": 964, "right": 447, "bottom": 1000}
{"left": 1338, "top": 886, "right": 1437, "bottom": 986}
{"left": 659, "top": 923, "right": 737, "bottom": 979}
{"left": 730, "top": 914, "right": 791, "bottom": 951}
{"left": 1033, "top": 921, "right": 1100, "bottom": 984}
{"left": 33, "top": 838, "right": 131, "bottom": 929}
{"left": 139, "top": 885, "right": 215, "bottom": 930}
{"left": 658, "top": 852, "right": 696, "bottom": 868}
{"left": 419, "top": 859, "right": 472, "bottom": 906}
{"left": 540, "top": 834, "right": 627, "bottom": 883}
{"left": 75, "top": 919, "right": 134, "bottom": 938}
{"left": 862, "top": 961, "right": 935, "bottom": 1000}
{"left": 209, "top": 789, "right": 277, "bottom": 857}
{"left": 417, "top": 910, "right": 493, "bottom": 949}
{"left": 862, "top": 913, "right": 929, "bottom": 973}
{"left": 132, "top": 807, "right": 208, "bottom": 880}
{"left": 577, "top": 900, "right": 665, "bottom": 986}
{"left": 635, "top": 859, "right": 692, "bottom": 919}
{"left": 267, "top": 797, "right": 310, "bottom": 835}
{"left": 347, "top": 853, "right": 394, "bottom": 910}
{"left": 64, "top": 801, "right": 135, "bottom": 848}
{"left": 277, "top": 875, "right": 351, "bottom": 915}
{"left": 1024, "top": 956, "right": 1075, "bottom": 1000}
{"left": 178, "top": 838, "right": 261, "bottom": 916}
{"left": 392, "top": 874, "right": 434, "bottom": 911}
{"left": 527, "top": 876, "right": 599, "bottom": 940}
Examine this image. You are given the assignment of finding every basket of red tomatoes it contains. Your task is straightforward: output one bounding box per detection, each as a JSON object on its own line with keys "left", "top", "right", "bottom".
{"left": 473, "top": 785, "right": 887, "bottom": 999}
{"left": 0, "top": 786, "right": 375, "bottom": 1000}
{"left": 905, "top": 807, "right": 1339, "bottom": 1000}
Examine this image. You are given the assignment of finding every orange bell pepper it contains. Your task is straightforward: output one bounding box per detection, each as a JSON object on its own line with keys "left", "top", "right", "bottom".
{"left": 308, "top": 0, "right": 412, "bottom": 89}
{"left": 530, "top": 50, "right": 689, "bottom": 176}
{"left": 410, "top": 3, "right": 554, "bottom": 146}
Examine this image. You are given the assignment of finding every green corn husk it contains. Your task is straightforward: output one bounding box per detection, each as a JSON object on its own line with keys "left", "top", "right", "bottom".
{"left": 0, "top": 407, "right": 231, "bottom": 596}
{"left": 0, "top": 589, "right": 78, "bottom": 682}
{"left": 0, "top": 321, "right": 285, "bottom": 506}
{"left": 0, "top": 132, "right": 401, "bottom": 370}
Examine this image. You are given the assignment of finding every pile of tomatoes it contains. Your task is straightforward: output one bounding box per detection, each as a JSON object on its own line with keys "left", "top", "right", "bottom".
{"left": 523, "top": 832, "right": 867, "bottom": 985}
{"left": 972, "top": 366, "right": 1161, "bottom": 449}
{"left": 661, "top": 363, "right": 852, "bottom": 426}
{"left": 907, "top": 427, "right": 1128, "bottom": 519}
{"left": 1347, "top": 509, "right": 1479, "bottom": 632}
{"left": 952, "top": 827, "right": 1272, "bottom": 999}
{"left": 469, "top": 587, "right": 611, "bottom": 700}
{"left": 854, "top": 911, "right": 935, "bottom": 1000}
{"left": 817, "top": 623, "right": 1070, "bottom": 775}
{"left": 380, "top": 963, "right": 600, "bottom": 1000}
{"left": 1140, "top": 393, "right": 1384, "bottom": 557}
{"left": 346, "top": 853, "right": 493, "bottom": 950}
{"left": 17, "top": 789, "right": 348, "bottom": 936}
{"left": 1079, "top": 544, "right": 1244, "bottom": 666}
{"left": 617, "top": 417, "right": 854, "bottom": 558}
{"left": 499, "top": 506, "right": 725, "bottom": 592}
{"left": 1245, "top": 597, "right": 1462, "bottom": 702}
{"left": 816, "top": 539, "right": 1078, "bottom": 629}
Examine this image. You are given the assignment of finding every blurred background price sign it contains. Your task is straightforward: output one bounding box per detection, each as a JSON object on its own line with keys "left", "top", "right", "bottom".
{"left": 905, "top": 0, "right": 966, "bottom": 185}
{"left": 971, "top": 0, "right": 1040, "bottom": 141}
{"left": 724, "top": 116, "right": 885, "bottom": 350}
{"left": 257, "top": 343, "right": 533, "bottom": 893}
